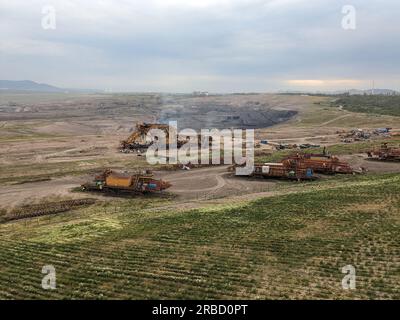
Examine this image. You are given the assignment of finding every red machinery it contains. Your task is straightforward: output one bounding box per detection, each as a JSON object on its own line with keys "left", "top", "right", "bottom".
{"left": 367, "top": 143, "right": 400, "bottom": 161}
{"left": 251, "top": 162, "right": 315, "bottom": 180}
{"left": 283, "top": 153, "right": 354, "bottom": 174}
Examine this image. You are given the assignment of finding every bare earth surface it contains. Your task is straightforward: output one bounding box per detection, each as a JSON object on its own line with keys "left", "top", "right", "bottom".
{"left": 1, "top": 154, "right": 399, "bottom": 209}
{"left": 0, "top": 92, "right": 399, "bottom": 210}
{"left": 1, "top": 92, "right": 400, "bottom": 300}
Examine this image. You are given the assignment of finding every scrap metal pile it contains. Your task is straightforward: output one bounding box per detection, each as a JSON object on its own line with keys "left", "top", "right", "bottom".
{"left": 339, "top": 128, "right": 392, "bottom": 143}
{"left": 367, "top": 143, "right": 400, "bottom": 161}
{"left": 81, "top": 169, "right": 171, "bottom": 194}
{"left": 251, "top": 161, "right": 315, "bottom": 181}
{"left": 232, "top": 151, "right": 356, "bottom": 181}
{"left": 283, "top": 152, "right": 355, "bottom": 174}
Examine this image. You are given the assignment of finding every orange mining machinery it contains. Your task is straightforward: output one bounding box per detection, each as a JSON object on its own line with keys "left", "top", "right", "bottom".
{"left": 367, "top": 143, "right": 400, "bottom": 161}
{"left": 283, "top": 153, "right": 354, "bottom": 174}
{"left": 81, "top": 169, "right": 171, "bottom": 194}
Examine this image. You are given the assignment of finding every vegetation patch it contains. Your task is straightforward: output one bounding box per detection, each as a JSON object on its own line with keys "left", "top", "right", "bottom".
{"left": 331, "top": 95, "right": 400, "bottom": 117}
{"left": 3, "top": 199, "right": 97, "bottom": 222}
{"left": 0, "top": 173, "right": 398, "bottom": 299}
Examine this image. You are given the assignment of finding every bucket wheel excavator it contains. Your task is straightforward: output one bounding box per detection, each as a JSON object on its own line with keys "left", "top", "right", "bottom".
{"left": 120, "top": 123, "right": 186, "bottom": 152}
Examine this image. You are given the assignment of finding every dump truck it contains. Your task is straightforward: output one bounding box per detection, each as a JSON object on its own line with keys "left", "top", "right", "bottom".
{"left": 367, "top": 143, "right": 400, "bottom": 161}
{"left": 120, "top": 123, "right": 186, "bottom": 152}
{"left": 283, "top": 153, "right": 354, "bottom": 174}
{"left": 298, "top": 143, "right": 320, "bottom": 149}
{"left": 81, "top": 169, "right": 171, "bottom": 194}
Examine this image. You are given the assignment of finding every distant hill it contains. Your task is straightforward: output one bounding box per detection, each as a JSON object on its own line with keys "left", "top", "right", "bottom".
{"left": 0, "top": 80, "right": 65, "bottom": 93}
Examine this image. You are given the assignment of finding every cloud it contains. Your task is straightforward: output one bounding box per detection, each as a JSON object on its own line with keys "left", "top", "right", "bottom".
{"left": 286, "top": 79, "right": 365, "bottom": 90}
{"left": 1, "top": 0, "right": 400, "bottom": 91}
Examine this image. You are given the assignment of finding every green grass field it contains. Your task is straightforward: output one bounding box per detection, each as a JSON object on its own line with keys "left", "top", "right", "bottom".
{"left": 331, "top": 95, "right": 400, "bottom": 117}
{"left": 0, "top": 173, "right": 399, "bottom": 299}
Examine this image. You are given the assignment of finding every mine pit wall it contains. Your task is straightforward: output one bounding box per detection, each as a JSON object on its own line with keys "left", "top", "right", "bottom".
{"left": 158, "top": 105, "right": 297, "bottom": 131}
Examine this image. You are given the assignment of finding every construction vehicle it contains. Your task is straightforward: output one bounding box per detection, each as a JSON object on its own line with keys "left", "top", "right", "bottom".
{"left": 251, "top": 162, "right": 314, "bottom": 180}
{"left": 374, "top": 128, "right": 392, "bottom": 134}
{"left": 283, "top": 153, "right": 354, "bottom": 174}
{"left": 367, "top": 143, "right": 400, "bottom": 161}
{"left": 263, "top": 141, "right": 319, "bottom": 150}
{"left": 298, "top": 143, "right": 320, "bottom": 149}
{"left": 259, "top": 141, "right": 295, "bottom": 150}
{"left": 81, "top": 169, "right": 171, "bottom": 194}
{"left": 275, "top": 143, "right": 298, "bottom": 150}
{"left": 120, "top": 123, "right": 186, "bottom": 152}
{"left": 231, "top": 160, "right": 315, "bottom": 181}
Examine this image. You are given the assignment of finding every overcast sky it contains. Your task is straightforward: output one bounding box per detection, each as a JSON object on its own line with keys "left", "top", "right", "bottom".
{"left": 1, "top": 0, "right": 399, "bottom": 92}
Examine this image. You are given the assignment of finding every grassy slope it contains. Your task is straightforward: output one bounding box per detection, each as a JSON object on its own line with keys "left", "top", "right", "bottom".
{"left": 287, "top": 97, "right": 400, "bottom": 129}
{"left": 332, "top": 95, "right": 400, "bottom": 117}
{"left": 0, "top": 173, "right": 399, "bottom": 299}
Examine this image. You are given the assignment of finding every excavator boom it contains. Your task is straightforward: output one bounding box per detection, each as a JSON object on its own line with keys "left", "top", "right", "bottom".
{"left": 120, "top": 122, "right": 186, "bottom": 152}
{"left": 121, "top": 123, "right": 172, "bottom": 151}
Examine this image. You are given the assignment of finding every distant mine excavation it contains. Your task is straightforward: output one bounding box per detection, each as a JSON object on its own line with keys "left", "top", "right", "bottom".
{"left": 158, "top": 103, "right": 297, "bottom": 130}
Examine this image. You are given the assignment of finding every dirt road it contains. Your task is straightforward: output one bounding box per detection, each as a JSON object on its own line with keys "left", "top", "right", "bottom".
{"left": 1, "top": 155, "right": 399, "bottom": 210}
{"left": 158, "top": 166, "right": 276, "bottom": 200}
{"left": 0, "top": 176, "right": 89, "bottom": 208}
{"left": 343, "top": 153, "right": 400, "bottom": 173}
{"left": 0, "top": 166, "right": 275, "bottom": 209}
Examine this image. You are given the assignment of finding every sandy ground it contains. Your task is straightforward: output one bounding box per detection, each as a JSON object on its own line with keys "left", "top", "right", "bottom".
{"left": 0, "top": 176, "right": 87, "bottom": 208}
{"left": 0, "top": 166, "right": 276, "bottom": 208}
{"left": 1, "top": 93, "right": 399, "bottom": 211}
{"left": 342, "top": 153, "right": 400, "bottom": 173}
{"left": 1, "top": 154, "right": 399, "bottom": 210}
{"left": 158, "top": 166, "right": 276, "bottom": 200}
